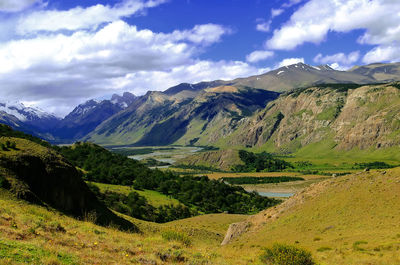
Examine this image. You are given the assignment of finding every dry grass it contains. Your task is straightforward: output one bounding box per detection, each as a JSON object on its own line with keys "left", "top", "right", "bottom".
{"left": 0, "top": 189, "right": 248, "bottom": 264}
{"left": 221, "top": 168, "right": 400, "bottom": 265}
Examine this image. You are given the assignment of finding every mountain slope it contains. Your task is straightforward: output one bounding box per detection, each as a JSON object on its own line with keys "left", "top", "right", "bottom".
{"left": 51, "top": 92, "right": 136, "bottom": 142}
{"left": 86, "top": 86, "right": 279, "bottom": 146}
{"left": 82, "top": 62, "right": 400, "bottom": 146}
{"left": 163, "top": 80, "right": 227, "bottom": 95}
{"left": 230, "top": 62, "right": 377, "bottom": 92}
{"left": 349, "top": 62, "right": 400, "bottom": 82}
{"left": 221, "top": 168, "right": 400, "bottom": 264}
{"left": 216, "top": 83, "right": 400, "bottom": 161}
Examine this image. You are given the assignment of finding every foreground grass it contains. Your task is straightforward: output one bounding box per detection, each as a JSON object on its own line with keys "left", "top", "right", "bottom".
{"left": 2, "top": 167, "right": 400, "bottom": 264}
{"left": 0, "top": 189, "right": 249, "bottom": 264}
{"left": 224, "top": 168, "right": 400, "bottom": 265}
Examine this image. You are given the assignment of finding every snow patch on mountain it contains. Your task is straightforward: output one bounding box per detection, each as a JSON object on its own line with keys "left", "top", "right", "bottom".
{"left": 0, "top": 101, "right": 57, "bottom": 122}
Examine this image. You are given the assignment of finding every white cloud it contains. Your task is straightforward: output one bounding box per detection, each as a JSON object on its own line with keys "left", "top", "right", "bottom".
{"left": 363, "top": 45, "right": 400, "bottom": 64}
{"left": 0, "top": 0, "right": 42, "bottom": 12}
{"left": 271, "top": 8, "right": 284, "bottom": 18}
{"left": 277, "top": 57, "right": 304, "bottom": 68}
{"left": 256, "top": 8, "right": 284, "bottom": 33}
{"left": 170, "top": 24, "right": 232, "bottom": 45}
{"left": 16, "top": 0, "right": 167, "bottom": 34}
{"left": 1, "top": 59, "right": 263, "bottom": 116}
{"left": 266, "top": 0, "right": 400, "bottom": 56}
{"left": 256, "top": 20, "right": 271, "bottom": 32}
{"left": 314, "top": 51, "right": 360, "bottom": 69}
{"left": 0, "top": 16, "right": 252, "bottom": 116}
{"left": 246, "top": 50, "right": 274, "bottom": 63}
{"left": 121, "top": 60, "right": 264, "bottom": 94}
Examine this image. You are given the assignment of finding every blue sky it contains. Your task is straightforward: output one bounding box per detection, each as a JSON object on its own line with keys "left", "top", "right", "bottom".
{"left": 0, "top": 0, "right": 399, "bottom": 116}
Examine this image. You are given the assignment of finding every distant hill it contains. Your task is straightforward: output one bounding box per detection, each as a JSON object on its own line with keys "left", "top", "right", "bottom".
{"left": 217, "top": 82, "right": 400, "bottom": 161}
{"left": 230, "top": 62, "right": 376, "bottom": 92}
{"left": 349, "top": 62, "right": 400, "bottom": 82}
{"left": 176, "top": 149, "right": 244, "bottom": 171}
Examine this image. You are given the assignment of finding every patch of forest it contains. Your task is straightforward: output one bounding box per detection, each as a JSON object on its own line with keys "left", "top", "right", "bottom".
{"left": 57, "top": 142, "right": 279, "bottom": 216}
{"left": 233, "top": 150, "right": 292, "bottom": 172}
{"left": 87, "top": 183, "right": 194, "bottom": 223}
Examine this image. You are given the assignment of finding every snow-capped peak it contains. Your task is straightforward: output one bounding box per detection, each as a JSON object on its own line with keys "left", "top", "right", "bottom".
{"left": 0, "top": 100, "right": 56, "bottom": 122}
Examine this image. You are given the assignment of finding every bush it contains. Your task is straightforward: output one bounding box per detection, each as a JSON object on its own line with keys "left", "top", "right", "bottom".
{"left": 0, "top": 174, "right": 9, "bottom": 188}
{"left": 260, "top": 243, "right": 315, "bottom": 265}
{"left": 161, "top": 231, "right": 192, "bottom": 246}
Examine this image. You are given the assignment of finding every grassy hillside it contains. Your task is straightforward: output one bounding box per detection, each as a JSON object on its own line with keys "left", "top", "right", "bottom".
{"left": 3, "top": 168, "right": 399, "bottom": 264}
{"left": 0, "top": 136, "right": 135, "bottom": 231}
{"left": 0, "top": 188, "right": 251, "bottom": 264}
{"left": 176, "top": 149, "right": 244, "bottom": 171}
{"left": 221, "top": 167, "right": 400, "bottom": 264}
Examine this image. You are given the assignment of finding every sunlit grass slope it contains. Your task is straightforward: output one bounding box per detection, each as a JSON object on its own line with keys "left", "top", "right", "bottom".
{"left": 0, "top": 188, "right": 249, "bottom": 264}
{"left": 222, "top": 168, "right": 400, "bottom": 265}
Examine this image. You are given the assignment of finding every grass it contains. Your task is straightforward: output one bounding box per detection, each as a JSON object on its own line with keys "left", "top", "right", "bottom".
{"left": 223, "top": 167, "right": 400, "bottom": 265}
{"left": 0, "top": 239, "right": 78, "bottom": 264}
{"left": 88, "top": 182, "right": 181, "bottom": 207}
{"left": 2, "top": 158, "right": 400, "bottom": 264}
{"left": 0, "top": 188, "right": 250, "bottom": 264}
{"left": 161, "top": 231, "right": 192, "bottom": 246}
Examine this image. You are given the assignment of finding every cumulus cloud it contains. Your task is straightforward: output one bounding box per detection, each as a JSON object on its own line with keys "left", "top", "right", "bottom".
{"left": 16, "top": 0, "right": 167, "bottom": 34}
{"left": 363, "top": 45, "right": 400, "bottom": 64}
{"left": 1, "top": 59, "right": 263, "bottom": 116}
{"left": 271, "top": 8, "right": 284, "bottom": 18}
{"left": 0, "top": 12, "right": 253, "bottom": 117}
{"left": 256, "top": 21, "right": 271, "bottom": 32}
{"left": 0, "top": 0, "right": 43, "bottom": 12}
{"left": 170, "top": 24, "right": 232, "bottom": 45}
{"left": 266, "top": 0, "right": 400, "bottom": 59}
{"left": 277, "top": 57, "right": 304, "bottom": 68}
{"left": 246, "top": 50, "right": 274, "bottom": 63}
{"left": 314, "top": 51, "right": 359, "bottom": 69}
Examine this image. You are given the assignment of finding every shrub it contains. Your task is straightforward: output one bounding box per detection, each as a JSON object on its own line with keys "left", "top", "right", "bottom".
{"left": 0, "top": 143, "right": 8, "bottom": 151}
{"left": 0, "top": 174, "right": 9, "bottom": 188}
{"left": 260, "top": 243, "right": 315, "bottom": 265}
{"left": 161, "top": 231, "right": 192, "bottom": 246}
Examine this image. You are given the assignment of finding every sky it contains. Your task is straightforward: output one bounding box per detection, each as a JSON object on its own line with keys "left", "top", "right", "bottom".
{"left": 0, "top": 0, "right": 399, "bottom": 117}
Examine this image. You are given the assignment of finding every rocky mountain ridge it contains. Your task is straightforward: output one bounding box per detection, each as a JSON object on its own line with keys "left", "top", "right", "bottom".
{"left": 1, "top": 62, "right": 400, "bottom": 146}
{"left": 218, "top": 82, "right": 400, "bottom": 154}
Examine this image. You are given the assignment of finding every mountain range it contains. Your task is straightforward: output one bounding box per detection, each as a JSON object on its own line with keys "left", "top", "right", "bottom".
{"left": 1, "top": 62, "right": 400, "bottom": 151}
{"left": 0, "top": 92, "right": 136, "bottom": 143}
